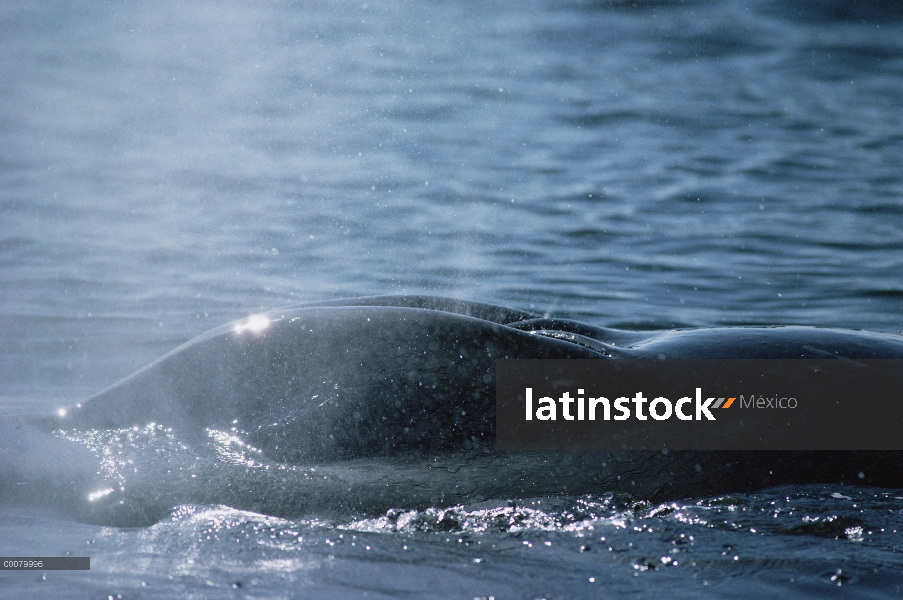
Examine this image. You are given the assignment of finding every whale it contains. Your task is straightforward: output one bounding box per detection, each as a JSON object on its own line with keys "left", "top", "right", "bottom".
{"left": 3, "top": 295, "right": 903, "bottom": 526}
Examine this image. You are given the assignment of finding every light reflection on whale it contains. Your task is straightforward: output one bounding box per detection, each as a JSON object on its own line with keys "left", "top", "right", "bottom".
{"left": 3, "top": 296, "right": 903, "bottom": 526}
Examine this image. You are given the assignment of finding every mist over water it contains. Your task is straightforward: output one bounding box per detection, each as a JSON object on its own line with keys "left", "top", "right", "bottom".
{"left": 2, "top": 0, "right": 903, "bottom": 597}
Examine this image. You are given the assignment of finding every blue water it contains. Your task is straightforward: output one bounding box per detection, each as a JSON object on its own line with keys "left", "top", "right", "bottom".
{"left": 2, "top": 0, "right": 903, "bottom": 597}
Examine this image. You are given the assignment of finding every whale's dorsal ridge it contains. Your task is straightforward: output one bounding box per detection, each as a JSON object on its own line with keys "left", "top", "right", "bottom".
{"left": 505, "top": 317, "right": 651, "bottom": 347}
{"left": 283, "top": 295, "right": 540, "bottom": 325}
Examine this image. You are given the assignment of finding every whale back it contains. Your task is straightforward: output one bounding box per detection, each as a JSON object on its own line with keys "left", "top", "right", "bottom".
{"left": 61, "top": 305, "right": 602, "bottom": 463}
{"left": 59, "top": 300, "right": 903, "bottom": 463}
{"left": 17, "top": 297, "right": 903, "bottom": 525}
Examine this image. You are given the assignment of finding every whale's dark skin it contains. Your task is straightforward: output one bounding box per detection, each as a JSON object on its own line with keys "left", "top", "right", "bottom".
{"left": 3, "top": 296, "right": 903, "bottom": 526}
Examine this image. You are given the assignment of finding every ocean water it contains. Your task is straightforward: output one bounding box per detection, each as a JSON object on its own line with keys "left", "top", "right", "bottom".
{"left": 2, "top": 0, "right": 903, "bottom": 597}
